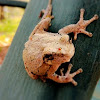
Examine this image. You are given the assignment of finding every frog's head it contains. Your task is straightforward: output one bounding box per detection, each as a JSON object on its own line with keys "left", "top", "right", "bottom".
{"left": 43, "top": 53, "right": 72, "bottom": 66}
{"left": 43, "top": 45, "right": 75, "bottom": 66}
{"left": 42, "top": 34, "right": 75, "bottom": 65}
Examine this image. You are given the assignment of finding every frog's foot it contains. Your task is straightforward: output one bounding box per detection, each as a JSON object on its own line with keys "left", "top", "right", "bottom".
{"left": 39, "top": 9, "right": 54, "bottom": 19}
{"left": 39, "top": 0, "right": 54, "bottom": 20}
{"left": 39, "top": 9, "right": 45, "bottom": 18}
{"left": 60, "top": 64, "right": 83, "bottom": 86}
{"left": 48, "top": 64, "right": 83, "bottom": 86}
{"left": 60, "top": 68, "right": 64, "bottom": 76}
{"left": 73, "top": 8, "right": 99, "bottom": 40}
{"left": 39, "top": 9, "right": 54, "bottom": 18}
{"left": 58, "top": 8, "right": 98, "bottom": 40}
{"left": 64, "top": 64, "right": 83, "bottom": 86}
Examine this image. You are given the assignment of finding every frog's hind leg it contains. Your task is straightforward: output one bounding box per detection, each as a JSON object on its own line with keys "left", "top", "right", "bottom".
{"left": 47, "top": 64, "right": 83, "bottom": 86}
{"left": 58, "top": 8, "right": 98, "bottom": 40}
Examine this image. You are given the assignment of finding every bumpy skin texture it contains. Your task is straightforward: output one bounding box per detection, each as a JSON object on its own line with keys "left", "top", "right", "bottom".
{"left": 23, "top": 0, "right": 98, "bottom": 86}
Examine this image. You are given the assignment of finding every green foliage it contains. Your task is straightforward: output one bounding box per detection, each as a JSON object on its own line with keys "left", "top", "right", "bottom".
{"left": 0, "top": 7, "right": 24, "bottom": 43}
{"left": 0, "top": 18, "right": 20, "bottom": 40}
{"left": 0, "top": 18, "right": 19, "bottom": 33}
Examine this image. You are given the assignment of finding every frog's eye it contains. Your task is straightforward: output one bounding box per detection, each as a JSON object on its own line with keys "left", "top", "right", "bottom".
{"left": 43, "top": 54, "right": 54, "bottom": 60}
{"left": 43, "top": 54, "right": 54, "bottom": 65}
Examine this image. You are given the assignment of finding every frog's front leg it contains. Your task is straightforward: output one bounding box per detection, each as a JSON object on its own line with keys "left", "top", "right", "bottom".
{"left": 47, "top": 64, "right": 83, "bottom": 86}
{"left": 58, "top": 8, "right": 98, "bottom": 40}
{"left": 39, "top": 0, "right": 54, "bottom": 20}
{"left": 29, "top": 0, "right": 54, "bottom": 39}
{"left": 39, "top": 9, "right": 45, "bottom": 18}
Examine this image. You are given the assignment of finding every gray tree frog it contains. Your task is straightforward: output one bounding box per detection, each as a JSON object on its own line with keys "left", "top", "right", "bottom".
{"left": 23, "top": 0, "right": 98, "bottom": 86}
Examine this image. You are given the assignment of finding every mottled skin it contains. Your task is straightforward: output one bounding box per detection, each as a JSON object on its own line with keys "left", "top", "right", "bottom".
{"left": 23, "top": 0, "right": 98, "bottom": 86}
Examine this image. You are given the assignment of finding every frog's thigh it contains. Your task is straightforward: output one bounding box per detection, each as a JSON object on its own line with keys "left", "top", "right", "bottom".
{"left": 47, "top": 64, "right": 61, "bottom": 81}
{"left": 47, "top": 64, "right": 60, "bottom": 76}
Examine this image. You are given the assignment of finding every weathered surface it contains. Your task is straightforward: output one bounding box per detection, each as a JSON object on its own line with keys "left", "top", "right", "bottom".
{"left": 0, "top": 0, "right": 100, "bottom": 100}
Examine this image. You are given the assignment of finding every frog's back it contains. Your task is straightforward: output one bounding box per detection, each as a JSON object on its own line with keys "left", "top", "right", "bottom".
{"left": 23, "top": 32, "right": 75, "bottom": 75}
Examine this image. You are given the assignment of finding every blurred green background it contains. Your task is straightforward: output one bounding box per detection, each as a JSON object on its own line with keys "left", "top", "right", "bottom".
{"left": 0, "top": 6, "right": 24, "bottom": 45}
{"left": 0, "top": 1, "right": 26, "bottom": 65}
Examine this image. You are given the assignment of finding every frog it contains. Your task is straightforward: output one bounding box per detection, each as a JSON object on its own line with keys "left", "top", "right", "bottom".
{"left": 23, "top": 0, "right": 98, "bottom": 86}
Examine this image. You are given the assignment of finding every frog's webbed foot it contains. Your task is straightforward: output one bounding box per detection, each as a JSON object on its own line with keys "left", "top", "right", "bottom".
{"left": 39, "top": 0, "right": 54, "bottom": 20}
{"left": 39, "top": 9, "right": 46, "bottom": 18}
{"left": 58, "top": 8, "right": 99, "bottom": 40}
{"left": 48, "top": 64, "right": 83, "bottom": 86}
{"left": 60, "top": 68, "right": 64, "bottom": 76}
{"left": 64, "top": 64, "right": 83, "bottom": 86}
{"left": 39, "top": 9, "right": 54, "bottom": 20}
{"left": 29, "top": 0, "right": 54, "bottom": 38}
{"left": 73, "top": 8, "right": 99, "bottom": 40}
{"left": 59, "top": 64, "right": 83, "bottom": 86}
